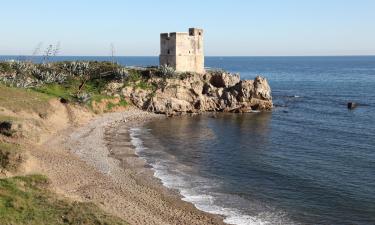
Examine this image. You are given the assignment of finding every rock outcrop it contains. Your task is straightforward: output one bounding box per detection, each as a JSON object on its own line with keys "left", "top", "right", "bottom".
{"left": 120, "top": 71, "right": 272, "bottom": 115}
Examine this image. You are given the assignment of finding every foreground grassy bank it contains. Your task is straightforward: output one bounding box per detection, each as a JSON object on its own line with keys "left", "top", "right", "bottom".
{"left": 0, "top": 175, "right": 127, "bottom": 225}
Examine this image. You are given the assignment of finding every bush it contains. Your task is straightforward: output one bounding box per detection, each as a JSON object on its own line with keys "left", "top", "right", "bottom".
{"left": 0, "top": 121, "right": 13, "bottom": 137}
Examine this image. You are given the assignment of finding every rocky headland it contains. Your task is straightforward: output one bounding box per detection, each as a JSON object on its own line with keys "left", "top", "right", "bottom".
{"left": 114, "top": 70, "right": 273, "bottom": 115}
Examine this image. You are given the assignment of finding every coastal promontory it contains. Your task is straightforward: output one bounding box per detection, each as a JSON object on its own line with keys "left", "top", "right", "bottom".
{"left": 119, "top": 70, "right": 273, "bottom": 115}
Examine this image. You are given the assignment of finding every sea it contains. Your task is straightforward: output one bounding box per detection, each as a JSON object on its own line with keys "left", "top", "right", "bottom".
{"left": 1, "top": 55, "right": 375, "bottom": 225}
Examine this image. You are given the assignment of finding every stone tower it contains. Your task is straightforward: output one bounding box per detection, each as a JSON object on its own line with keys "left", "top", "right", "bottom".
{"left": 160, "top": 28, "right": 204, "bottom": 74}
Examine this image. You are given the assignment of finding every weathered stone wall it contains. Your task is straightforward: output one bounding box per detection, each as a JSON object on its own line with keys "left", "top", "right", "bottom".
{"left": 160, "top": 28, "right": 204, "bottom": 74}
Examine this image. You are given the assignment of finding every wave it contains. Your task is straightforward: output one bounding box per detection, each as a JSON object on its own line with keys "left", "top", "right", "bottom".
{"left": 129, "top": 127, "right": 295, "bottom": 225}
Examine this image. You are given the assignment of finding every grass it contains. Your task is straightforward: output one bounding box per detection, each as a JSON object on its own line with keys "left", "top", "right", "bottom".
{"left": 118, "top": 99, "right": 128, "bottom": 107}
{"left": 0, "top": 175, "right": 128, "bottom": 225}
{"left": 0, "top": 142, "right": 22, "bottom": 172}
{"left": 0, "top": 85, "right": 52, "bottom": 115}
{"left": 33, "top": 77, "right": 117, "bottom": 105}
{"left": 106, "top": 99, "right": 128, "bottom": 111}
{"left": 0, "top": 62, "right": 139, "bottom": 115}
{"left": 134, "top": 80, "right": 156, "bottom": 90}
{"left": 123, "top": 70, "right": 156, "bottom": 91}
{"left": 33, "top": 83, "right": 75, "bottom": 102}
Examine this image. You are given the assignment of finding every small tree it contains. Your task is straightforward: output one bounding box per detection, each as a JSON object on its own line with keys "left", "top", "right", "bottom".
{"left": 42, "top": 42, "right": 60, "bottom": 63}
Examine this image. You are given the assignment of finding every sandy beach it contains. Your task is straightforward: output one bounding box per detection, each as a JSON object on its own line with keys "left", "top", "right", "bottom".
{"left": 27, "top": 107, "right": 225, "bottom": 225}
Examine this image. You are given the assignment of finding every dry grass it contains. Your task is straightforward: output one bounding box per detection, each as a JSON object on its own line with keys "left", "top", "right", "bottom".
{"left": 0, "top": 85, "right": 52, "bottom": 115}
{"left": 0, "top": 175, "right": 128, "bottom": 225}
{"left": 0, "top": 142, "right": 22, "bottom": 173}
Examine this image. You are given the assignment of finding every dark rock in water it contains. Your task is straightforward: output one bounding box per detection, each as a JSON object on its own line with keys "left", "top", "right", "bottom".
{"left": 0, "top": 121, "right": 13, "bottom": 136}
{"left": 347, "top": 102, "right": 357, "bottom": 110}
{"left": 274, "top": 104, "right": 288, "bottom": 108}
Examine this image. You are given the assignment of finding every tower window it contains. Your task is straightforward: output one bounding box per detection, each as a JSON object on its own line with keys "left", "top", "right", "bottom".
{"left": 167, "top": 50, "right": 170, "bottom": 54}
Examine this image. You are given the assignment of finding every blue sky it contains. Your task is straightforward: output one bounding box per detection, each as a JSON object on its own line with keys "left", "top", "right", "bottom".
{"left": 1, "top": 0, "right": 374, "bottom": 56}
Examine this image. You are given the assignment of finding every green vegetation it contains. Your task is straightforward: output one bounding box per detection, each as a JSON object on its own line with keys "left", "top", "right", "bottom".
{"left": 0, "top": 175, "right": 128, "bottom": 225}
{"left": 106, "top": 99, "right": 128, "bottom": 111}
{"left": 134, "top": 80, "right": 156, "bottom": 90}
{"left": 33, "top": 83, "right": 76, "bottom": 101}
{"left": 123, "top": 69, "right": 157, "bottom": 92}
{"left": 118, "top": 99, "right": 128, "bottom": 107}
{"left": 0, "top": 60, "right": 186, "bottom": 114}
{"left": 0, "top": 142, "right": 22, "bottom": 172}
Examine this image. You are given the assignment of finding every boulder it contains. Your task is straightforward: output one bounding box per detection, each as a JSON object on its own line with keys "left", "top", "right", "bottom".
{"left": 253, "top": 76, "right": 272, "bottom": 100}
{"left": 131, "top": 88, "right": 153, "bottom": 109}
{"left": 105, "top": 81, "right": 124, "bottom": 95}
{"left": 234, "top": 80, "right": 254, "bottom": 99}
{"left": 121, "top": 86, "right": 133, "bottom": 98}
{"left": 347, "top": 102, "right": 357, "bottom": 110}
{"left": 210, "top": 72, "right": 240, "bottom": 88}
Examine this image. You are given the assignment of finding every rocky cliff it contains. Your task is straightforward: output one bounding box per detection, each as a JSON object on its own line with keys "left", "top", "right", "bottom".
{"left": 119, "top": 71, "right": 272, "bottom": 115}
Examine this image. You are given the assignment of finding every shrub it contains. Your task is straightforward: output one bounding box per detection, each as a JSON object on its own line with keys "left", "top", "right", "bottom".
{"left": 0, "top": 121, "right": 13, "bottom": 137}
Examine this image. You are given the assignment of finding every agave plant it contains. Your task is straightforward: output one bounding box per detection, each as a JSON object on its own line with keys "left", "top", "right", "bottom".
{"left": 0, "top": 61, "right": 38, "bottom": 88}
{"left": 10, "top": 60, "right": 34, "bottom": 74}
{"left": 160, "top": 64, "right": 176, "bottom": 77}
{"left": 30, "top": 64, "right": 68, "bottom": 84}
{"left": 62, "top": 61, "right": 90, "bottom": 77}
{"left": 0, "top": 73, "right": 37, "bottom": 88}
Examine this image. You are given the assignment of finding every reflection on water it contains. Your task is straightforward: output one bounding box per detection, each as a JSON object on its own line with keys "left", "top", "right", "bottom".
{"left": 145, "top": 113, "right": 272, "bottom": 172}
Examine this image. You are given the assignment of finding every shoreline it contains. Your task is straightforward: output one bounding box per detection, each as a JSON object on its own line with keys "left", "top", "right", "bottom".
{"left": 31, "top": 107, "right": 226, "bottom": 225}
